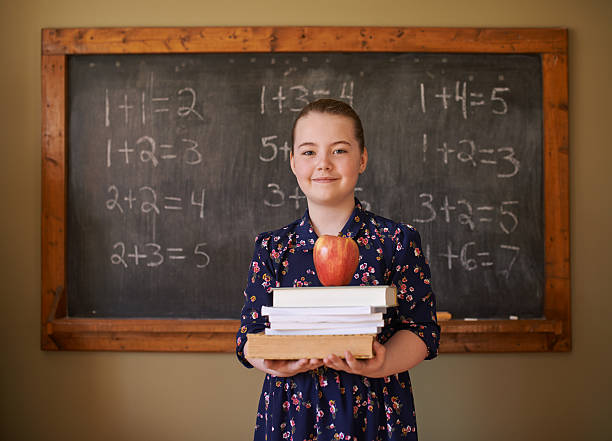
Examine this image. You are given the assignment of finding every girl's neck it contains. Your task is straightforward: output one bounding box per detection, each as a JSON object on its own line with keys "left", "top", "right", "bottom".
{"left": 307, "top": 196, "right": 356, "bottom": 237}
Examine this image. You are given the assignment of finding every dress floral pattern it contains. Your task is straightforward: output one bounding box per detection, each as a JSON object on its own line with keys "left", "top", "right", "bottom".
{"left": 236, "top": 200, "right": 440, "bottom": 441}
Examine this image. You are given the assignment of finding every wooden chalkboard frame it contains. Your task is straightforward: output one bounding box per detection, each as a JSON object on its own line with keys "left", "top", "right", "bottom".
{"left": 41, "top": 26, "right": 569, "bottom": 352}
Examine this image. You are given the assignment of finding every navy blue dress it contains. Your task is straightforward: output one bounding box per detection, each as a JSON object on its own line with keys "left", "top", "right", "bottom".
{"left": 236, "top": 200, "right": 440, "bottom": 441}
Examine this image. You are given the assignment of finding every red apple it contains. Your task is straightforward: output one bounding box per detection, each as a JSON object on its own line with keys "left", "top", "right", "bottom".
{"left": 313, "top": 235, "right": 359, "bottom": 286}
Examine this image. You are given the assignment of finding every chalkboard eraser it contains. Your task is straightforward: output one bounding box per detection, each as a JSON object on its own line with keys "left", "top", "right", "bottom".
{"left": 436, "top": 311, "right": 452, "bottom": 321}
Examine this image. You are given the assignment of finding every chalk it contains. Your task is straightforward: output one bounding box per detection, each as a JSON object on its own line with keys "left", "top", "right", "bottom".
{"left": 436, "top": 311, "right": 452, "bottom": 321}
{"left": 509, "top": 315, "right": 519, "bottom": 320}
{"left": 463, "top": 318, "right": 478, "bottom": 321}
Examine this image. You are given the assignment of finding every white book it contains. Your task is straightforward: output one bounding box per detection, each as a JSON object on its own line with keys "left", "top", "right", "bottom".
{"left": 265, "top": 327, "right": 381, "bottom": 336}
{"left": 269, "top": 320, "right": 384, "bottom": 330}
{"left": 261, "top": 305, "right": 387, "bottom": 316}
{"left": 268, "top": 313, "right": 384, "bottom": 323}
{"left": 272, "top": 285, "right": 397, "bottom": 308}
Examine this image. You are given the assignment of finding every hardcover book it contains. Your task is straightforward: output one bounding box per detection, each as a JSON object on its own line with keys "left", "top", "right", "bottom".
{"left": 272, "top": 285, "right": 397, "bottom": 308}
{"left": 246, "top": 334, "right": 376, "bottom": 359}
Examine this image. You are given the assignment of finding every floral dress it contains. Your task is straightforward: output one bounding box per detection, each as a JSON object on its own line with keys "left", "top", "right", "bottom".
{"left": 236, "top": 200, "right": 440, "bottom": 441}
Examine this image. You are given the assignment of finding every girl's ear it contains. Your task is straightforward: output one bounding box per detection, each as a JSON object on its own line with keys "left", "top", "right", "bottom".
{"left": 359, "top": 146, "right": 368, "bottom": 174}
{"left": 289, "top": 150, "right": 297, "bottom": 176}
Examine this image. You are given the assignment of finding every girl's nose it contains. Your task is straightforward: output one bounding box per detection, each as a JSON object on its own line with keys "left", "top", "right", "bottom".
{"left": 316, "top": 153, "right": 333, "bottom": 170}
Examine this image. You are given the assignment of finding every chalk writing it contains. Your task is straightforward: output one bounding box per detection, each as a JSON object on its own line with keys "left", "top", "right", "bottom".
{"left": 412, "top": 193, "right": 519, "bottom": 234}
{"left": 110, "top": 241, "right": 211, "bottom": 269}
{"left": 104, "top": 76, "right": 204, "bottom": 128}
{"left": 260, "top": 81, "right": 354, "bottom": 114}
{"left": 420, "top": 82, "right": 510, "bottom": 119}
{"left": 421, "top": 134, "right": 520, "bottom": 178}
{"left": 105, "top": 185, "right": 206, "bottom": 219}
{"left": 106, "top": 137, "right": 203, "bottom": 168}
{"left": 259, "top": 136, "right": 292, "bottom": 162}
{"left": 430, "top": 241, "right": 520, "bottom": 278}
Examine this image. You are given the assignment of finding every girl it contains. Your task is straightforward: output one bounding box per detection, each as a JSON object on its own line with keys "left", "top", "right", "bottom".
{"left": 236, "top": 99, "right": 440, "bottom": 441}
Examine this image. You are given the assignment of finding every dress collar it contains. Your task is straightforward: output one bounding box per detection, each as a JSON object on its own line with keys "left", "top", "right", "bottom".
{"left": 340, "top": 199, "right": 368, "bottom": 239}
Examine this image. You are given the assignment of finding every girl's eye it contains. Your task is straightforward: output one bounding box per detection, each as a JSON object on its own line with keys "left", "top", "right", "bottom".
{"left": 333, "top": 148, "right": 347, "bottom": 154}
{"left": 302, "top": 150, "right": 315, "bottom": 156}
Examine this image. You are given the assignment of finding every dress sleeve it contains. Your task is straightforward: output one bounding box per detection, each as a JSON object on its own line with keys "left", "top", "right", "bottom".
{"left": 236, "top": 233, "right": 276, "bottom": 368}
{"left": 385, "top": 225, "right": 440, "bottom": 360}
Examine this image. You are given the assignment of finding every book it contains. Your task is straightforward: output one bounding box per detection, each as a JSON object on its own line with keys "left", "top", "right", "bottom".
{"left": 246, "top": 334, "right": 375, "bottom": 359}
{"left": 261, "top": 305, "right": 387, "bottom": 316}
{"left": 269, "top": 320, "right": 384, "bottom": 330}
{"left": 272, "top": 285, "right": 397, "bottom": 308}
{"left": 265, "top": 326, "right": 381, "bottom": 336}
{"left": 267, "top": 313, "right": 383, "bottom": 323}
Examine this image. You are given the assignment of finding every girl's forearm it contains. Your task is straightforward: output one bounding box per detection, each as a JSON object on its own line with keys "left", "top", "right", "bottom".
{"left": 246, "top": 356, "right": 269, "bottom": 373}
{"left": 377, "top": 330, "right": 428, "bottom": 377}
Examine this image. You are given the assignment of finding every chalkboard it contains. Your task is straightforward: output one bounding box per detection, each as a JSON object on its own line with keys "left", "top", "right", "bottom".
{"left": 42, "top": 27, "right": 570, "bottom": 353}
{"left": 66, "top": 51, "right": 543, "bottom": 320}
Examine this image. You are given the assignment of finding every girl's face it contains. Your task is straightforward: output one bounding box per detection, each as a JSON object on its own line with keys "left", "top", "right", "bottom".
{"left": 290, "top": 112, "right": 367, "bottom": 209}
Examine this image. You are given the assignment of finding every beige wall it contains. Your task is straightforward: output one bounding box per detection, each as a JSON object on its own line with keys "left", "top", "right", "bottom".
{"left": 1, "top": 1, "right": 611, "bottom": 440}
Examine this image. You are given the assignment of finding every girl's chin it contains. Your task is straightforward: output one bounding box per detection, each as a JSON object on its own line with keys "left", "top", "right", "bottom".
{"left": 304, "top": 193, "right": 355, "bottom": 207}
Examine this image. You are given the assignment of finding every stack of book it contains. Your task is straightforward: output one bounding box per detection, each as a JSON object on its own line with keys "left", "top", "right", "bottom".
{"left": 246, "top": 285, "right": 397, "bottom": 360}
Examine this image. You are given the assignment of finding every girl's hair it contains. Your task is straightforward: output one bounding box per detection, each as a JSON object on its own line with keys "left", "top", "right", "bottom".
{"left": 291, "top": 99, "right": 365, "bottom": 153}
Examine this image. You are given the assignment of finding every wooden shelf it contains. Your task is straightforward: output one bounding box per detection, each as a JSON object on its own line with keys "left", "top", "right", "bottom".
{"left": 46, "top": 317, "right": 239, "bottom": 352}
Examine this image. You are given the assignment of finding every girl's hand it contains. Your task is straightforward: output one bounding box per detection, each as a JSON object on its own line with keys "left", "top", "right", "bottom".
{"left": 245, "top": 341, "right": 323, "bottom": 377}
{"left": 262, "top": 358, "right": 324, "bottom": 377}
{"left": 323, "top": 340, "right": 387, "bottom": 377}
